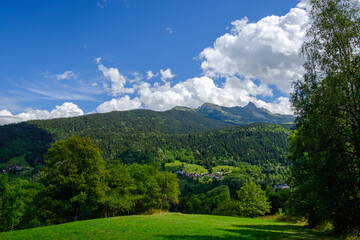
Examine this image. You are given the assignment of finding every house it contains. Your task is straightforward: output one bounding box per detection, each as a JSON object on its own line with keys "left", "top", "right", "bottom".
{"left": 273, "top": 184, "right": 290, "bottom": 190}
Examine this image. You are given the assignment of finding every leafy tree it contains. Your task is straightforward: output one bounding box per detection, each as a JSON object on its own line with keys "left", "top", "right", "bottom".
{"left": 101, "top": 163, "right": 137, "bottom": 217}
{"left": 289, "top": 0, "right": 360, "bottom": 233}
{"left": 128, "top": 164, "right": 161, "bottom": 213}
{"left": 40, "top": 136, "right": 108, "bottom": 223}
{"left": 237, "top": 179, "right": 271, "bottom": 217}
{"left": 0, "top": 174, "right": 25, "bottom": 231}
{"left": 155, "top": 171, "right": 180, "bottom": 210}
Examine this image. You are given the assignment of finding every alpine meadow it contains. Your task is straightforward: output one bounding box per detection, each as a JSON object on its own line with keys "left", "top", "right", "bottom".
{"left": 0, "top": 0, "right": 360, "bottom": 239}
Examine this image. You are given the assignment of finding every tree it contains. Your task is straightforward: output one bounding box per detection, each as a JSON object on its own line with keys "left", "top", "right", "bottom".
{"left": 40, "top": 136, "right": 108, "bottom": 223}
{"left": 101, "top": 163, "right": 136, "bottom": 217}
{"left": 154, "top": 171, "right": 180, "bottom": 210}
{"left": 0, "top": 174, "right": 25, "bottom": 231}
{"left": 237, "top": 179, "right": 271, "bottom": 217}
{"left": 128, "top": 164, "right": 161, "bottom": 213}
{"left": 290, "top": 0, "right": 360, "bottom": 233}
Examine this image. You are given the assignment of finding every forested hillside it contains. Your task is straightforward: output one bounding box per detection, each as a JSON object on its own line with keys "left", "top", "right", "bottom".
{"left": 0, "top": 107, "right": 291, "bottom": 172}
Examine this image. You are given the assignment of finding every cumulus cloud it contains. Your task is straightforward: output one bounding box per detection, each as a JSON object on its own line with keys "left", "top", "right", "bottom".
{"left": 96, "top": 58, "right": 134, "bottom": 96}
{"left": 0, "top": 102, "right": 84, "bottom": 126}
{"left": 96, "top": 95, "right": 142, "bottom": 113}
{"left": 137, "top": 76, "right": 277, "bottom": 111}
{"left": 146, "top": 71, "right": 158, "bottom": 80}
{"left": 254, "top": 97, "right": 292, "bottom": 115}
{"left": 55, "top": 71, "right": 76, "bottom": 80}
{"left": 92, "top": 3, "right": 310, "bottom": 115}
{"left": 96, "top": 61, "right": 291, "bottom": 114}
{"left": 199, "top": 5, "right": 308, "bottom": 92}
{"left": 160, "top": 68, "right": 175, "bottom": 82}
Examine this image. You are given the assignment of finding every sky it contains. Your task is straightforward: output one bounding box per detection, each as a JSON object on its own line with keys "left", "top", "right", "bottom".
{"left": 0, "top": 0, "right": 310, "bottom": 125}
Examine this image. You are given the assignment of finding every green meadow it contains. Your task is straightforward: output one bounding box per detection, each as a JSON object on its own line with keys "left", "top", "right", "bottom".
{"left": 0, "top": 213, "right": 335, "bottom": 240}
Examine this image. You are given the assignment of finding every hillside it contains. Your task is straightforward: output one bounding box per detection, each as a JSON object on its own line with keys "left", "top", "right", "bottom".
{"left": 0, "top": 104, "right": 293, "bottom": 173}
{"left": 0, "top": 213, "right": 333, "bottom": 240}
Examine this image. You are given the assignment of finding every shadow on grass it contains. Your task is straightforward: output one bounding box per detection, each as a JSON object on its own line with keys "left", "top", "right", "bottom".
{"left": 159, "top": 223, "right": 335, "bottom": 240}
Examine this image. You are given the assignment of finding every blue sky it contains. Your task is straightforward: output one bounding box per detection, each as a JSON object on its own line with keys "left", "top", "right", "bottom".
{"left": 0, "top": 0, "right": 309, "bottom": 125}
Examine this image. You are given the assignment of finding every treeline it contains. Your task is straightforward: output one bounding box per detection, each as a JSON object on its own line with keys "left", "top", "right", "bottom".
{"left": 0, "top": 136, "right": 284, "bottom": 232}
{"left": 0, "top": 137, "right": 179, "bottom": 231}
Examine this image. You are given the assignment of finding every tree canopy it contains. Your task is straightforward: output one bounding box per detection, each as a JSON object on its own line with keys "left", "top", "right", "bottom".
{"left": 40, "top": 136, "right": 108, "bottom": 222}
{"left": 289, "top": 0, "right": 360, "bottom": 233}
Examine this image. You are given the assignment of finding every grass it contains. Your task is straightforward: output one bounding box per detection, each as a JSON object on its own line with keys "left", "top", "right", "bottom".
{"left": 165, "top": 160, "right": 208, "bottom": 174}
{"left": 213, "top": 165, "right": 238, "bottom": 173}
{"left": 0, "top": 213, "right": 336, "bottom": 240}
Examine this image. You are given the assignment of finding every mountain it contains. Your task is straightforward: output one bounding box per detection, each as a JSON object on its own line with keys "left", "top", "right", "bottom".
{"left": 0, "top": 103, "right": 293, "bottom": 169}
{"left": 195, "top": 102, "right": 294, "bottom": 125}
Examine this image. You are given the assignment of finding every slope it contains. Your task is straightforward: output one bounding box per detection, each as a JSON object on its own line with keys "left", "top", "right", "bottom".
{"left": 0, "top": 213, "right": 333, "bottom": 240}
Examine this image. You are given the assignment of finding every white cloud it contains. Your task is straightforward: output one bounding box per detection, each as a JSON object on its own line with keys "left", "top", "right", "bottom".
{"left": 128, "top": 71, "right": 143, "bottom": 83}
{"left": 199, "top": 5, "right": 308, "bottom": 92}
{"left": 91, "top": 4, "right": 308, "bottom": 116}
{"left": 146, "top": 71, "right": 158, "bottom": 80}
{"left": 160, "top": 68, "right": 175, "bottom": 82}
{"left": 254, "top": 97, "right": 292, "bottom": 115}
{"left": 137, "top": 76, "right": 278, "bottom": 111}
{"left": 95, "top": 62, "right": 291, "bottom": 114}
{"left": 0, "top": 102, "right": 84, "bottom": 126}
{"left": 166, "top": 27, "right": 174, "bottom": 34}
{"left": 96, "top": 58, "right": 134, "bottom": 96}
{"left": 55, "top": 71, "right": 76, "bottom": 80}
{"left": 96, "top": 95, "right": 142, "bottom": 113}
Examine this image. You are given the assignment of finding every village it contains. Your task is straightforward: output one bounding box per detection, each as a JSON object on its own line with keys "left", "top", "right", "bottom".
{"left": 1, "top": 164, "right": 32, "bottom": 173}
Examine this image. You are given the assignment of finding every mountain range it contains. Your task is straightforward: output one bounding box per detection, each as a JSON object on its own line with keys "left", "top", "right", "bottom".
{"left": 179, "top": 102, "right": 294, "bottom": 125}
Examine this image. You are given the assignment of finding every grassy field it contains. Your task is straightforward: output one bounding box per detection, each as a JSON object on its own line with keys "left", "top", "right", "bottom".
{"left": 165, "top": 160, "right": 208, "bottom": 174}
{"left": 0, "top": 213, "right": 335, "bottom": 240}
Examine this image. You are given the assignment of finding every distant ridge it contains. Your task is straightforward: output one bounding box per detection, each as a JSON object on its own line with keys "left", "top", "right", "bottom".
{"left": 173, "top": 102, "right": 294, "bottom": 125}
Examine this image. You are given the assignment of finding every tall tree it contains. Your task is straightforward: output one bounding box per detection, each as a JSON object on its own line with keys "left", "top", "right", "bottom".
{"left": 237, "top": 179, "right": 271, "bottom": 217}
{"left": 101, "top": 163, "right": 137, "bottom": 217}
{"left": 0, "top": 175, "right": 25, "bottom": 231}
{"left": 40, "top": 136, "right": 108, "bottom": 223}
{"left": 289, "top": 0, "right": 360, "bottom": 233}
{"left": 155, "top": 171, "right": 180, "bottom": 210}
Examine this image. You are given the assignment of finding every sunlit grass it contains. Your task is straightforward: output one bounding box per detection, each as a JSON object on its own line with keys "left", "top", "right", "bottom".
{"left": 0, "top": 213, "right": 336, "bottom": 240}
{"left": 165, "top": 160, "right": 208, "bottom": 174}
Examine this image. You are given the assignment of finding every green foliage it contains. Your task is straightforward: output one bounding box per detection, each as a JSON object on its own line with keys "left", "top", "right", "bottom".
{"left": 39, "top": 136, "right": 108, "bottom": 223}
{"left": 0, "top": 174, "right": 25, "bottom": 231}
{"left": 237, "top": 180, "right": 271, "bottom": 217}
{"left": 178, "top": 185, "right": 231, "bottom": 215}
{"left": 265, "top": 186, "right": 291, "bottom": 215}
{"left": 290, "top": 0, "right": 360, "bottom": 233}
{"left": 101, "top": 163, "right": 137, "bottom": 217}
{"left": 0, "top": 123, "right": 53, "bottom": 166}
{"left": 155, "top": 171, "right": 180, "bottom": 210}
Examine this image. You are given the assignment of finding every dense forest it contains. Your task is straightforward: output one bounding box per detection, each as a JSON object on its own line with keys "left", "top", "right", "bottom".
{"left": 0, "top": 106, "right": 292, "bottom": 183}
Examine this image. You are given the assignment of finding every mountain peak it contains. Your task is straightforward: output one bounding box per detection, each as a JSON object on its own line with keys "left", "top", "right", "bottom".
{"left": 244, "top": 102, "right": 257, "bottom": 109}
